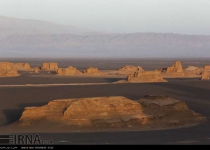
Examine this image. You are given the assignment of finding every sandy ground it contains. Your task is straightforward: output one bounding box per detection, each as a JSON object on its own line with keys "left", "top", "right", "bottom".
{"left": 0, "top": 59, "right": 210, "bottom": 144}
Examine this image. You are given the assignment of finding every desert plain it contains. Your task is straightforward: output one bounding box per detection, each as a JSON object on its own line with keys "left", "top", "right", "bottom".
{"left": 0, "top": 58, "right": 210, "bottom": 144}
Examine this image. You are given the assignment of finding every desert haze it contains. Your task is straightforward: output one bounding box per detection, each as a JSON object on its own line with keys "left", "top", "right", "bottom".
{"left": 0, "top": 15, "right": 210, "bottom": 58}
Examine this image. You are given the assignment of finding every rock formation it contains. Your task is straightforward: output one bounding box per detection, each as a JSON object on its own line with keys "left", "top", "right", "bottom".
{"left": 118, "top": 65, "right": 144, "bottom": 72}
{"left": 56, "top": 66, "right": 82, "bottom": 75}
{"left": 203, "top": 65, "right": 210, "bottom": 70}
{"left": 1, "top": 96, "right": 204, "bottom": 133}
{"left": 19, "top": 96, "right": 149, "bottom": 127}
{"left": 83, "top": 67, "right": 107, "bottom": 75}
{"left": 166, "top": 61, "right": 184, "bottom": 73}
{"left": 185, "top": 66, "right": 203, "bottom": 75}
{"left": 11, "top": 63, "right": 31, "bottom": 71}
{"left": 125, "top": 71, "right": 167, "bottom": 83}
{"left": 0, "top": 62, "right": 19, "bottom": 77}
{"left": 201, "top": 71, "right": 210, "bottom": 80}
{"left": 32, "top": 67, "right": 40, "bottom": 73}
{"left": 159, "top": 61, "right": 185, "bottom": 78}
{"left": 111, "top": 65, "right": 145, "bottom": 75}
{"left": 41, "top": 62, "right": 58, "bottom": 70}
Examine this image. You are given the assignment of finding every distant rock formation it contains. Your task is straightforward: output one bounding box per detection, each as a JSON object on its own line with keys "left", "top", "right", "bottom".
{"left": 201, "top": 71, "right": 210, "bottom": 80}
{"left": 203, "top": 65, "right": 210, "bottom": 70}
{"left": 185, "top": 66, "right": 203, "bottom": 75}
{"left": 11, "top": 63, "right": 31, "bottom": 71}
{"left": 0, "top": 62, "right": 19, "bottom": 77}
{"left": 56, "top": 66, "right": 82, "bottom": 75}
{"left": 32, "top": 67, "right": 40, "bottom": 73}
{"left": 118, "top": 65, "right": 144, "bottom": 72}
{"left": 83, "top": 67, "right": 107, "bottom": 75}
{"left": 41, "top": 62, "right": 58, "bottom": 70}
{"left": 2, "top": 96, "right": 204, "bottom": 133}
{"left": 166, "top": 61, "right": 184, "bottom": 73}
{"left": 125, "top": 71, "right": 167, "bottom": 83}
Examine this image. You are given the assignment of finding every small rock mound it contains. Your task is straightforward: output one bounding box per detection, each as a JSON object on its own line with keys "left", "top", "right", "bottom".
{"left": 32, "top": 67, "right": 40, "bottom": 73}
{"left": 12, "top": 63, "right": 31, "bottom": 71}
{"left": 0, "top": 62, "right": 19, "bottom": 77}
{"left": 83, "top": 67, "right": 107, "bottom": 75}
{"left": 56, "top": 66, "right": 82, "bottom": 75}
{"left": 118, "top": 65, "right": 144, "bottom": 72}
{"left": 41, "top": 62, "right": 58, "bottom": 70}
{"left": 127, "top": 71, "right": 167, "bottom": 83}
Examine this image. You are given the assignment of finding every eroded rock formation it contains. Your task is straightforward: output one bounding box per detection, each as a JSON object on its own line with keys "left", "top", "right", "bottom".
{"left": 185, "top": 66, "right": 203, "bottom": 75}
{"left": 201, "top": 71, "right": 210, "bottom": 80}
{"left": 56, "top": 66, "right": 82, "bottom": 75}
{"left": 0, "top": 62, "right": 19, "bottom": 77}
{"left": 41, "top": 62, "right": 58, "bottom": 70}
{"left": 166, "top": 61, "right": 184, "bottom": 73}
{"left": 1, "top": 96, "right": 204, "bottom": 133}
{"left": 83, "top": 67, "right": 107, "bottom": 75}
{"left": 125, "top": 71, "right": 167, "bottom": 83}
{"left": 12, "top": 63, "right": 31, "bottom": 71}
{"left": 203, "top": 65, "right": 210, "bottom": 70}
{"left": 118, "top": 65, "right": 144, "bottom": 72}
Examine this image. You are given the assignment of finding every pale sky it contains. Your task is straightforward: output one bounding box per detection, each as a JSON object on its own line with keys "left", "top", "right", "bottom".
{"left": 0, "top": 0, "right": 210, "bottom": 35}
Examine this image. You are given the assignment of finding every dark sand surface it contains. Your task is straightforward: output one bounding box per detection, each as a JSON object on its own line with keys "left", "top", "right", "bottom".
{"left": 0, "top": 59, "right": 210, "bottom": 144}
{"left": 0, "top": 79, "right": 210, "bottom": 144}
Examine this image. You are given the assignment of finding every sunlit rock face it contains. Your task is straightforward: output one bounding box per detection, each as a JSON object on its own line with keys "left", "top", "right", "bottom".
{"left": 56, "top": 66, "right": 82, "bottom": 75}
{"left": 0, "top": 62, "right": 19, "bottom": 77}
{"left": 41, "top": 62, "right": 58, "bottom": 70}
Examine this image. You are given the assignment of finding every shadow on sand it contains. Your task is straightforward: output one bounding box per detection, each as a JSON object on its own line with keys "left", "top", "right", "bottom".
{"left": 2, "top": 102, "right": 47, "bottom": 126}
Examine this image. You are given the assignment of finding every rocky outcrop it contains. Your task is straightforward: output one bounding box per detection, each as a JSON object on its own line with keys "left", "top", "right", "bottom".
{"left": 126, "top": 71, "right": 167, "bottom": 83}
{"left": 159, "top": 61, "right": 185, "bottom": 78}
{"left": 11, "top": 63, "right": 31, "bottom": 71}
{"left": 203, "top": 65, "right": 210, "bottom": 70}
{"left": 83, "top": 67, "right": 107, "bottom": 75}
{"left": 118, "top": 65, "right": 144, "bottom": 72}
{"left": 166, "top": 61, "right": 184, "bottom": 73}
{"left": 41, "top": 62, "right": 58, "bottom": 70}
{"left": 32, "top": 67, "right": 40, "bottom": 73}
{"left": 0, "top": 62, "right": 19, "bottom": 77}
{"left": 201, "top": 71, "right": 210, "bottom": 80}
{"left": 2, "top": 96, "right": 204, "bottom": 133}
{"left": 184, "top": 66, "right": 203, "bottom": 75}
{"left": 19, "top": 96, "right": 149, "bottom": 127}
{"left": 56, "top": 66, "right": 82, "bottom": 75}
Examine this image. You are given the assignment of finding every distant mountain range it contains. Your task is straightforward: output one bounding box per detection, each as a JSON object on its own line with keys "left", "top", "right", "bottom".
{"left": 0, "top": 15, "right": 210, "bottom": 58}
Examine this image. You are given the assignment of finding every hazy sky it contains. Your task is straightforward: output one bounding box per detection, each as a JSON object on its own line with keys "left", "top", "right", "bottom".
{"left": 0, "top": 0, "right": 210, "bottom": 35}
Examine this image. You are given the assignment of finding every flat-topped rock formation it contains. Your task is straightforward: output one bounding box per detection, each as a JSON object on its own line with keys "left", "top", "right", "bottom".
{"left": 83, "top": 67, "right": 107, "bottom": 75}
{"left": 128, "top": 71, "right": 167, "bottom": 83}
{"left": 118, "top": 65, "right": 144, "bottom": 72}
{"left": 201, "top": 71, "right": 210, "bottom": 80}
{"left": 112, "top": 65, "right": 145, "bottom": 75}
{"left": 41, "top": 62, "right": 58, "bottom": 70}
{"left": 1, "top": 96, "right": 205, "bottom": 133}
{"left": 0, "top": 62, "right": 19, "bottom": 77}
{"left": 56, "top": 66, "right": 82, "bottom": 75}
{"left": 116, "top": 71, "right": 167, "bottom": 83}
{"left": 11, "top": 63, "right": 31, "bottom": 71}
